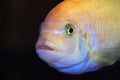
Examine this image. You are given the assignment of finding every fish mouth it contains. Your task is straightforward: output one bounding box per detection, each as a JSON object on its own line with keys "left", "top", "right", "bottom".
{"left": 36, "top": 41, "right": 62, "bottom": 63}
{"left": 37, "top": 45, "right": 55, "bottom": 51}
{"left": 36, "top": 41, "right": 59, "bottom": 51}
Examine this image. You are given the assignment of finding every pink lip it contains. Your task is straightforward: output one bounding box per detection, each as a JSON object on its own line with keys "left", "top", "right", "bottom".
{"left": 37, "top": 44, "right": 54, "bottom": 50}
{"left": 36, "top": 41, "right": 58, "bottom": 51}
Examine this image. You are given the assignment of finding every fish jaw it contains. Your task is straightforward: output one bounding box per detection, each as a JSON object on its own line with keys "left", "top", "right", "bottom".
{"left": 35, "top": 40, "right": 75, "bottom": 69}
{"left": 35, "top": 40, "right": 74, "bottom": 69}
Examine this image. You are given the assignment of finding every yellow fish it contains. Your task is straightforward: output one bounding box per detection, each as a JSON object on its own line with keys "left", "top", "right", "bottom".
{"left": 35, "top": 0, "right": 120, "bottom": 74}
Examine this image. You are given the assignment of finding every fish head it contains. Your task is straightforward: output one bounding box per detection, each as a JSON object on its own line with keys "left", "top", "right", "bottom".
{"left": 35, "top": 0, "right": 97, "bottom": 74}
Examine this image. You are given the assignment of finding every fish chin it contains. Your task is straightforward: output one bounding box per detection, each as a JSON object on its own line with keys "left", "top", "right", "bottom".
{"left": 36, "top": 49, "right": 62, "bottom": 63}
{"left": 58, "top": 60, "right": 101, "bottom": 74}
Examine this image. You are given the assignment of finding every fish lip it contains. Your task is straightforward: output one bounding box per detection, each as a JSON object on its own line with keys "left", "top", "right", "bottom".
{"left": 37, "top": 45, "right": 55, "bottom": 51}
{"left": 36, "top": 41, "right": 59, "bottom": 52}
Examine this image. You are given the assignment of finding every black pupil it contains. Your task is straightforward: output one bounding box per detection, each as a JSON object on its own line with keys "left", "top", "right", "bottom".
{"left": 69, "top": 28, "right": 73, "bottom": 33}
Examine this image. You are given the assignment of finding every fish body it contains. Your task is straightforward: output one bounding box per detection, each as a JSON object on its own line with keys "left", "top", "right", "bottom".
{"left": 36, "top": 0, "right": 120, "bottom": 74}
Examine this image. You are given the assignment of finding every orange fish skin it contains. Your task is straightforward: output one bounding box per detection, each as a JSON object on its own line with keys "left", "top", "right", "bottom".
{"left": 36, "top": 0, "right": 120, "bottom": 74}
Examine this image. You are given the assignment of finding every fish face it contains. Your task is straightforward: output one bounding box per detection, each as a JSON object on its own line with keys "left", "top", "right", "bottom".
{"left": 35, "top": 0, "right": 85, "bottom": 71}
{"left": 35, "top": 21, "right": 82, "bottom": 70}
{"left": 35, "top": 0, "right": 100, "bottom": 74}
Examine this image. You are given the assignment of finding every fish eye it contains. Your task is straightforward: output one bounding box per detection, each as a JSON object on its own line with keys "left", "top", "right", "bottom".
{"left": 65, "top": 23, "right": 75, "bottom": 36}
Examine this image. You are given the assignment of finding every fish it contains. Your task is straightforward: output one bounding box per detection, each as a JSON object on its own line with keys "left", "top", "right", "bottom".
{"left": 35, "top": 0, "right": 120, "bottom": 74}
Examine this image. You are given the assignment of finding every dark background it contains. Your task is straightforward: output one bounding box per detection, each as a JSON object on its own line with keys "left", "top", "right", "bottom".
{"left": 1, "top": 0, "right": 120, "bottom": 80}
